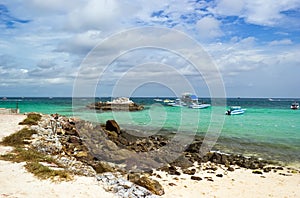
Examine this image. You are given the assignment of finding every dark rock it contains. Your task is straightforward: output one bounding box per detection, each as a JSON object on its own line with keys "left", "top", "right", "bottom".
{"left": 106, "top": 120, "right": 121, "bottom": 134}
{"left": 216, "top": 174, "right": 223, "bottom": 177}
{"left": 169, "top": 183, "right": 177, "bottom": 186}
{"left": 170, "top": 155, "right": 193, "bottom": 169}
{"left": 88, "top": 101, "right": 144, "bottom": 112}
{"left": 211, "top": 152, "right": 222, "bottom": 164}
{"left": 68, "top": 136, "right": 81, "bottom": 144}
{"left": 167, "top": 165, "right": 181, "bottom": 176}
{"left": 132, "top": 176, "right": 165, "bottom": 196}
{"left": 263, "top": 167, "right": 272, "bottom": 173}
{"left": 128, "top": 173, "right": 141, "bottom": 182}
{"left": 92, "top": 161, "right": 115, "bottom": 173}
{"left": 227, "top": 167, "right": 235, "bottom": 172}
{"left": 156, "top": 174, "right": 162, "bottom": 179}
{"left": 204, "top": 177, "right": 214, "bottom": 182}
{"left": 185, "top": 141, "right": 202, "bottom": 153}
{"left": 191, "top": 176, "right": 202, "bottom": 181}
{"left": 182, "top": 168, "right": 196, "bottom": 175}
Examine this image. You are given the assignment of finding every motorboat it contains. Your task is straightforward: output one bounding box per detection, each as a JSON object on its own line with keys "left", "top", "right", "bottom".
{"left": 170, "top": 99, "right": 186, "bottom": 107}
{"left": 154, "top": 98, "right": 163, "bottom": 102}
{"left": 163, "top": 99, "right": 174, "bottom": 104}
{"left": 189, "top": 103, "right": 211, "bottom": 109}
{"left": 225, "top": 106, "right": 246, "bottom": 115}
{"left": 169, "top": 93, "right": 211, "bottom": 109}
{"left": 291, "top": 102, "right": 299, "bottom": 110}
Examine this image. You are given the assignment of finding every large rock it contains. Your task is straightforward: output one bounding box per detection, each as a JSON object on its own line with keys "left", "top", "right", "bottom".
{"left": 129, "top": 175, "right": 164, "bottom": 196}
{"left": 106, "top": 120, "right": 121, "bottom": 134}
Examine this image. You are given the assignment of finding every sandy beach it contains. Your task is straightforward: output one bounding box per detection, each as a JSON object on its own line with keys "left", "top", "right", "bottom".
{"left": 0, "top": 114, "right": 116, "bottom": 198}
{"left": 0, "top": 114, "right": 300, "bottom": 198}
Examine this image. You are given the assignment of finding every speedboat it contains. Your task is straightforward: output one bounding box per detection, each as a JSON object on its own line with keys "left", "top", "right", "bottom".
{"left": 189, "top": 103, "right": 211, "bottom": 109}
{"left": 291, "top": 102, "right": 299, "bottom": 110}
{"left": 154, "top": 98, "right": 163, "bottom": 102}
{"left": 225, "top": 106, "right": 246, "bottom": 115}
{"left": 170, "top": 99, "right": 186, "bottom": 107}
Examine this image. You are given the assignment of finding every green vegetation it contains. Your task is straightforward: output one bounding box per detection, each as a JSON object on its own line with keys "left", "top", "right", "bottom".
{"left": 0, "top": 147, "right": 54, "bottom": 163}
{"left": 25, "top": 162, "right": 72, "bottom": 181}
{"left": 1, "top": 128, "right": 37, "bottom": 146}
{"left": 0, "top": 127, "right": 72, "bottom": 181}
{"left": 19, "top": 113, "right": 42, "bottom": 125}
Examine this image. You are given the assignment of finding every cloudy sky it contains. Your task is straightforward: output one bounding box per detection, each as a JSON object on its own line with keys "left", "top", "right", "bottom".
{"left": 0, "top": 0, "right": 300, "bottom": 98}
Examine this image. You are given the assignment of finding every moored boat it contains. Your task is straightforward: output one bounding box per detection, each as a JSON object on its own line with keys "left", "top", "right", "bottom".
{"left": 189, "top": 103, "right": 211, "bottom": 109}
{"left": 291, "top": 102, "right": 299, "bottom": 110}
{"left": 226, "top": 106, "right": 246, "bottom": 115}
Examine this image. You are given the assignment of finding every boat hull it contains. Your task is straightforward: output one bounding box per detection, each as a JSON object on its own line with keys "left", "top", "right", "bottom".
{"left": 189, "top": 104, "right": 211, "bottom": 109}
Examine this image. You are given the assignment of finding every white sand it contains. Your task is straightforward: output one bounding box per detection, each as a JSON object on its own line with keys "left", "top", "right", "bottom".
{"left": 154, "top": 163, "right": 300, "bottom": 198}
{"left": 1, "top": 114, "right": 300, "bottom": 198}
{"left": 0, "top": 114, "right": 116, "bottom": 198}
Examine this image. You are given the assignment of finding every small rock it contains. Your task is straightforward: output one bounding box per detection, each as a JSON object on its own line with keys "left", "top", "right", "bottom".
{"left": 204, "top": 177, "right": 213, "bottom": 182}
{"left": 134, "top": 176, "right": 165, "bottom": 196}
{"left": 216, "top": 174, "right": 223, "bottom": 177}
{"left": 191, "top": 176, "right": 202, "bottom": 181}
{"left": 182, "top": 168, "right": 196, "bottom": 175}
{"left": 227, "top": 167, "right": 235, "bottom": 172}
{"left": 252, "top": 170, "right": 263, "bottom": 174}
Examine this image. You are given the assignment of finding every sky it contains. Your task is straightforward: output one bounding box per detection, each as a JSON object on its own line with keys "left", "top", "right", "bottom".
{"left": 0, "top": 0, "right": 300, "bottom": 98}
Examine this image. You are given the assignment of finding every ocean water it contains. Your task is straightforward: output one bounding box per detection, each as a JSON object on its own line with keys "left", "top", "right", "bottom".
{"left": 1, "top": 97, "right": 299, "bottom": 165}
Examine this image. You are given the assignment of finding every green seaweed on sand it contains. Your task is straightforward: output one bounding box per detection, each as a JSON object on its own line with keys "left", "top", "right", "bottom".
{"left": 19, "top": 113, "right": 42, "bottom": 125}
{"left": 25, "top": 162, "right": 73, "bottom": 181}
{"left": 0, "top": 127, "right": 72, "bottom": 181}
{"left": 0, "top": 147, "right": 55, "bottom": 163}
{"left": 1, "top": 128, "right": 37, "bottom": 146}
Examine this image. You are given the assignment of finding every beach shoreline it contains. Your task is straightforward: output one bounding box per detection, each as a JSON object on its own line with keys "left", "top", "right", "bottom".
{"left": 0, "top": 113, "right": 299, "bottom": 198}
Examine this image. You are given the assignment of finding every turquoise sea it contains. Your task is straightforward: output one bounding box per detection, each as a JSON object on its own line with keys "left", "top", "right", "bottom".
{"left": 1, "top": 97, "right": 299, "bottom": 165}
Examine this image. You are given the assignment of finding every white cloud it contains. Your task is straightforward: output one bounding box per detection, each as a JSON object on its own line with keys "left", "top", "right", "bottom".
{"left": 65, "top": 0, "right": 138, "bottom": 32}
{"left": 211, "top": 0, "right": 244, "bottom": 16}
{"left": 196, "top": 16, "right": 223, "bottom": 40}
{"left": 55, "top": 30, "right": 103, "bottom": 54}
{"left": 212, "top": 0, "right": 300, "bottom": 27}
{"left": 269, "top": 39, "right": 293, "bottom": 46}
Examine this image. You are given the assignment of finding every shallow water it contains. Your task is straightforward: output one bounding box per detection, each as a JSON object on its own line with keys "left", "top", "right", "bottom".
{"left": 1, "top": 97, "right": 299, "bottom": 164}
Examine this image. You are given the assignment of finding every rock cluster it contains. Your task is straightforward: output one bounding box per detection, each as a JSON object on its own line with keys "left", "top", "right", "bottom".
{"left": 96, "top": 172, "right": 159, "bottom": 198}
{"left": 87, "top": 101, "right": 144, "bottom": 112}
{"left": 25, "top": 113, "right": 281, "bottom": 197}
{"left": 28, "top": 114, "right": 162, "bottom": 196}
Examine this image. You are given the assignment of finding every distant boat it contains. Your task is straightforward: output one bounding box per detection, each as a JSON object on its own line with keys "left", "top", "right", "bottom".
{"left": 154, "top": 98, "right": 163, "bottom": 102}
{"left": 226, "top": 106, "right": 246, "bottom": 115}
{"left": 189, "top": 103, "right": 211, "bottom": 109}
{"left": 169, "top": 93, "right": 211, "bottom": 109}
{"left": 170, "top": 99, "right": 186, "bottom": 107}
{"left": 291, "top": 102, "right": 299, "bottom": 110}
{"left": 163, "top": 99, "right": 174, "bottom": 103}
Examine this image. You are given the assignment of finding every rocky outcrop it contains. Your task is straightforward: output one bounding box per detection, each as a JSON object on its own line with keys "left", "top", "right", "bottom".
{"left": 87, "top": 100, "right": 144, "bottom": 112}
{"left": 26, "top": 113, "right": 280, "bottom": 197}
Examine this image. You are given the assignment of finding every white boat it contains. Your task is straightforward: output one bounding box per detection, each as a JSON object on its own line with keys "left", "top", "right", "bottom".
{"left": 169, "top": 93, "right": 211, "bottom": 109}
{"left": 154, "top": 98, "right": 163, "bottom": 102}
{"left": 170, "top": 99, "right": 186, "bottom": 107}
{"left": 291, "top": 102, "right": 299, "bottom": 110}
{"left": 163, "top": 99, "right": 174, "bottom": 103}
{"left": 225, "top": 106, "right": 246, "bottom": 115}
{"left": 189, "top": 103, "right": 211, "bottom": 109}
{"left": 107, "top": 97, "right": 134, "bottom": 104}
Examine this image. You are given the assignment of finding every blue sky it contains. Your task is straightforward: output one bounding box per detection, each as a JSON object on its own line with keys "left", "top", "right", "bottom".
{"left": 0, "top": 0, "right": 300, "bottom": 97}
